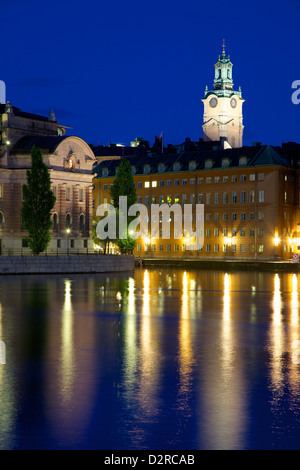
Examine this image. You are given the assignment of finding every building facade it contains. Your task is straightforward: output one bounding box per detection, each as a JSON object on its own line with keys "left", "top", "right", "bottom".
{"left": 0, "top": 101, "right": 96, "bottom": 254}
{"left": 93, "top": 144, "right": 300, "bottom": 260}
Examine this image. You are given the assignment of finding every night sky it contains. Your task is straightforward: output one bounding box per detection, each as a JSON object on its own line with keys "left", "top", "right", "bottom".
{"left": 1, "top": 0, "right": 299, "bottom": 148}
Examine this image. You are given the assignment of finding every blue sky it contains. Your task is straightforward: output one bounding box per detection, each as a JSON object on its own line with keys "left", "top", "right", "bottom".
{"left": 1, "top": 0, "right": 299, "bottom": 147}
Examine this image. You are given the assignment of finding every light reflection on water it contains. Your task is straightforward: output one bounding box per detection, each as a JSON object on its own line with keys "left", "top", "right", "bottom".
{"left": 0, "top": 270, "right": 300, "bottom": 449}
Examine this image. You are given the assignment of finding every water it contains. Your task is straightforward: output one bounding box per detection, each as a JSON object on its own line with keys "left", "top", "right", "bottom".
{"left": 0, "top": 268, "right": 300, "bottom": 450}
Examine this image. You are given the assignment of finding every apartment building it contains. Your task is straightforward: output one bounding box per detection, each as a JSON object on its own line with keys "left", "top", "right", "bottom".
{"left": 93, "top": 144, "right": 300, "bottom": 260}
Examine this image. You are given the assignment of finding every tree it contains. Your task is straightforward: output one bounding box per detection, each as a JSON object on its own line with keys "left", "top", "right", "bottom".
{"left": 21, "top": 146, "right": 56, "bottom": 255}
{"left": 110, "top": 158, "right": 137, "bottom": 253}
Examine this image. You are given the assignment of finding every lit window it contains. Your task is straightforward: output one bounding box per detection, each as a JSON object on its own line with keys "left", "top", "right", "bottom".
{"left": 145, "top": 182, "right": 150, "bottom": 188}
{"left": 152, "top": 181, "right": 157, "bottom": 187}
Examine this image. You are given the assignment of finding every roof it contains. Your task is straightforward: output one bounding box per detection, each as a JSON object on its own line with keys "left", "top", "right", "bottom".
{"left": 93, "top": 145, "right": 292, "bottom": 178}
{"left": 11, "top": 135, "right": 70, "bottom": 154}
{"left": 0, "top": 103, "right": 53, "bottom": 123}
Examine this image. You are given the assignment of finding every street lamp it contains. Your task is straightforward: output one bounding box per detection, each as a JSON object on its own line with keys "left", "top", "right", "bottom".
{"left": 66, "top": 228, "right": 71, "bottom": 254}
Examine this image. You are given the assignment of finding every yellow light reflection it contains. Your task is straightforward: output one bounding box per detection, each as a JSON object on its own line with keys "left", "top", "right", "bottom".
{"left": 178, "top": 271, "right": 194, "bottom": 411}
{"left": 138, "top": 269, "right": 160, "bottom": 418}
{"left": 291, "top": 274, "right": 298, "bottom": 326}
{"left": 269, "top": 274, "right": 284, "bottom": 397}
{"left": 60, "top": 280, "right": 75, "bottom": 403}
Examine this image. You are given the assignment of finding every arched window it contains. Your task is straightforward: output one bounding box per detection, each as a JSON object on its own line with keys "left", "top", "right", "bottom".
{"left": 53, "top": 213, "right": 58, "bottom": 231}
{"left": 218, "top": 68, "right": 221, "bottom": 79}
{"left": 79, "top": 214, "right": 85, "bottom": 232}
{"left": 227, "top": 69, "right": 230, "bottom": 79}
{"left": 66, "top": 213, "right": 72, "bottom": 229}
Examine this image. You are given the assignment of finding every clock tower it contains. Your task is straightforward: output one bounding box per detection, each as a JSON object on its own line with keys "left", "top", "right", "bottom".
{"left": 202, "top": 41, "right": 244, "bottom": 148}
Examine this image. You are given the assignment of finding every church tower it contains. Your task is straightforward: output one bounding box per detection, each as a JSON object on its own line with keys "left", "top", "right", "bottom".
{"left": 202, "top": 41, "right": 244, "bottom": 148}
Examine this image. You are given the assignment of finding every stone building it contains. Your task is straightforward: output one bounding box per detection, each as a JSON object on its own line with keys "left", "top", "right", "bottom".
{"left": 0, "top": 99, "right": 96, "bottom": 254}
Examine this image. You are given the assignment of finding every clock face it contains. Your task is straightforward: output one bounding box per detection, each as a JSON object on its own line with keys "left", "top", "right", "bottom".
{"left": 68, "top": 158, "right": 73, "bottom": 169}
{"left": 230, "top": 98, "right": 237, "bottom": 108}
{"left": 210, "top": 97, "right": 218, "bottom": 108}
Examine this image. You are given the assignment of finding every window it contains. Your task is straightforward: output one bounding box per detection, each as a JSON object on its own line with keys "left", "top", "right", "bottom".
{"left": 182, "top": 194, "right": 187, "bottom": 204}
{"left": 284, "top": 191, "right": 287, "bottom": 203}
{"left": 144, "top": 164, "right": 150, "bottom": 174}
{"left": 223, "top": 228, "right": 228, "bottom": 236}
{"left": 152, "top": 181, "right": 157, "bottom": 187}
{"left": 158, "top": 163, "right": 165, "bottom": 173}
{"left": 198, "top": 193, "right": 203, "bottom": 204}
{"left": 174, "top": 244, "right": 179, "bottom": 252}
{"left": 205, "top": 159, "right": 213, "bottom": 169}
{"left": 53, "top": 213, "right": 58, "bottom": 231}
{"left": 249, "top": 190, "right": 255, "bottom": 203}
{"left": 182, "top": 179, "right": 187, "bottom": 186}
{"left": 151, "top": 244, "right": 156, "bottom": 252}
{"left": 232, "top": 244, "right": 236, "bottom": 252}
{"left": 232, "top": 228, "right": 237, "bottom": 237}
{"left": 232, "top": 213, "right": 237, "bottom": 221}
{"left": 258, "top": 212, "right": 264, "bottom": 220}
{"left": 167, "top": 244, "right": 171, "bottom": 252}
{"left": 214, "top": 213, "right": 219, "bottom": 221}
{"left": 249, "top": 174, "right": 255, "bottom": 181}
{"left": 190, "top": 178, "right": 195, "bottom": 185}
{"left": 206, "top": 228, "right": 211, "bottom": 237}
{"left": 214, "top": 176, "right": 220, "bottom": 184}
{"left": 66, "top": 213, "right": 71, "bottom": 229}
{"left": 222, "top": 159, "right": 229, "bottom": 168}
{"left": 223, "top": 192, "right": 228, "bottom": 204}
{"left": 240, "top": 213, "right": 246, "bottom": 221}
{"left": 240, "top": 191, "right": 246, "bottom": 203}
{"left": 214, "top": 193, "right": 220, "bottom": 204}
{"left": 258, "top": 173, "right": 264, "bottom": 181}
{"left": 145, "top": 196, "right": 149, "bottom": 206}
{"left": 159, "top": 195, "right": 164, "bottom": 204}
{"left": 240, "top": 244, "right": 246, "bottom": 253}
{"left": 103, "top": 184, "right": 108, "bottom": 191}
{"left": 0, "top": 212, "right": 4, "bottom": 226}
{"left": 258, "top": 229, "right": 264, "bottom": 237}
{"left": 249, "top": 212, "right": 255, "bottom": 220}
{"left": 232, "top": 192, "right": 237, "bottom": 204}
{"left": 102, "top": 168, "right": 108, "bottom": 177}
{"left": 258, "top": 245, "right": 264, "bottom": 253}
{"left": 70, "top": 239, "right": 74, "bottom": 248}
{"left": 239, "top": 157, "right": 247, "bottom": 166}
{"left": 206, "top": 244, "right": 211, "bottom": 252}
{"left": 223, "top": 213, "right": 228, "bottom": 221}
{"left": 214, "top": 228, "right": 219, "bottom": 237}
{"left": 249, "top": 228, "right": 255, "bottom": 237}
{"left": 240, "top": 175, "right": 246, "bottom": 182}
{"left": 189, "top": 161, "right": 196, "bottom": 170}
{"left": 167, "top": 180, "right": 172, "bottom": 187}
{"left": 214, "top": 244, "right": 219, "bottom": 252}
{"left": 145, "top": 182, "right": 150, "bottom": 188}
{"left": 223, "top": 244, "right": 228, "bottom": 253}
{"left": 79, "top": 188, "right": 84, "bottom": 201}
{"left": 173, "top": 162, "right": 180, "bottom": 171}
{"left": 137, "top": 196, "right": 142, "bottom": 204}
{"left": 258, "top": 190, "right": 264, "bottom": 202}
{"left": 206, "top": 177, "right": 212, "bottom": 184}
{"left": 250, "top": 245, "right": 255, "bottom": 253}
{"left": 206, "top": 193, "right": 212, "bottom": 205}
{"left": 231, "top": 175, "right": 237, "bottom": 182}
{"left": 223, "top": 176, "right": 229, "bottom": 183}
{"left": 159, "top": 181, "right": 164, "bottom": 187}
{"left": 79, "top": 214, "right": 85, "bottom": 231}
{"left": 206, "top": 213, "right": 211, "bottom": 221}
{"left": 131, "top": 166, "right": 136, "bottom": 175}
{"left": 52, "top": 186, "right": 56, "bottom": 198}
{"left": 66, "top": 187, "right": 70, "bottom": 201}
{"left": 174, "top": 179, "right": 180, "bottom": 186}
{"left": 57, "top": 239, "right": 61, "bottom": 248}
{"left": 198, "top": 177, "right": 203, "bottom": 185}
{"left": 159, "top": 244, "right": 164, "bottom": 252}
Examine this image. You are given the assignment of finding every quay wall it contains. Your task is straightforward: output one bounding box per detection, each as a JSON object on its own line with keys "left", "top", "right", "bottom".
{"left": 0, "top": 255, "right": 135, "bottom": 275}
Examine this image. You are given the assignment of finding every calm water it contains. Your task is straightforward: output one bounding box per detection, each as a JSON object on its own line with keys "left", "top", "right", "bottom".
{"left": 0, "top": 268, "right": 300, "bottom": 450}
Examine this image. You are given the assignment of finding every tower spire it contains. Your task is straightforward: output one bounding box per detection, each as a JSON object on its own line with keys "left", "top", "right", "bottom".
{"left": 222, "top": 38, "right": 226, "bottom": 56}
